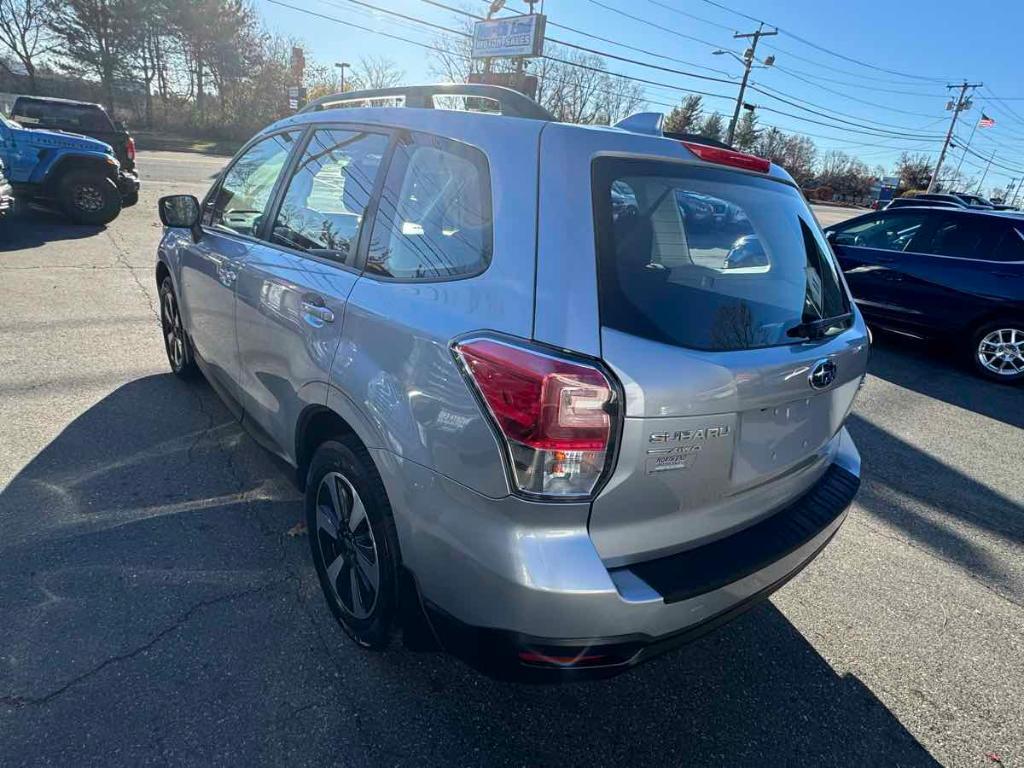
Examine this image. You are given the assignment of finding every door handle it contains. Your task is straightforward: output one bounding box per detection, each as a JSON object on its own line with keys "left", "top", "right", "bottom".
{"left": 301, "top": 300, "right": 335, "bottom": 324}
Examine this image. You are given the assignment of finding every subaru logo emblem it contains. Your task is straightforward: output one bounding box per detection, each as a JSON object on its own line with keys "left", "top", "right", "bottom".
{"left": 809, "top": 359, "right": 837, "bottom": 390}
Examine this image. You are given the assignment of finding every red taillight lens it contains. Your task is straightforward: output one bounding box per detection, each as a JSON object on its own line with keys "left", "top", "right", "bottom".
{"left": 126, "top": 136, "right": 136, "bottom": 161}
{"left": 680, "top": 141, "right": 770, "bottom": 174}
{"left": 454, "top": 338, "right": 616, "bottom": 497}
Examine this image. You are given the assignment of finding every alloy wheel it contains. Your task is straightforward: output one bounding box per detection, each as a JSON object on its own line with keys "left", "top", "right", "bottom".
{"left": 315, "top": 471, "right": 380, "bottom": 620}
{"left": 977, "top": 327, "right": 1024, "bottom": 377}
{"left": 73, "top": 184, "right": 104, "bottom": 213}
{"left": 161, "top": 288, "right": 185, "bottom": 370}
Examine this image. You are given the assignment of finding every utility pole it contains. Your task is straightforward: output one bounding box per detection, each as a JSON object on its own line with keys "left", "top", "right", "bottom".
{"left": 975, "top": 150, "right": 996, "bottom": 194}
{"left": 725, "top": 23, "right": 777, "bottom": 146}
{"left": 1003, "top": 178, "right": 1017, "bottom": 205}
{"left": 952, "top": 113, "right": 981, "bottom": 183}
{"left": 928, "top": 81, "right": 982, "bottom": 193}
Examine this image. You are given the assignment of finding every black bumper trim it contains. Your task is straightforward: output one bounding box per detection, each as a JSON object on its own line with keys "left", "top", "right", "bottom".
{"left": 620, "top": 464, "right": 859, "bottom": 604}
{"left": 422, "top": 517, "right": 844, "bottom": 682}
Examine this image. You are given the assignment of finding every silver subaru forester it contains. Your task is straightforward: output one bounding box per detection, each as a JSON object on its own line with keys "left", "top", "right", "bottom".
{"left": 155, "top": 85, "right": 868, "bottom": 679}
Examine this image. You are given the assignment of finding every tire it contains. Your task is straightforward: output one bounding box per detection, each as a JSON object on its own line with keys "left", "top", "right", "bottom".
{"left": 305, "top": 437, "right": 400, "bottom": 649}
{"left": 57, "top": 170, "right": 121, "bottom": 225}
{"left": 969, "top": 320, "right": 1024, "bottom": 383}
{"left": 158, "top": 276, "right": 198, "bottom": 379}
{"left": 121, "top": 188, "right": 139, "bottom": 208}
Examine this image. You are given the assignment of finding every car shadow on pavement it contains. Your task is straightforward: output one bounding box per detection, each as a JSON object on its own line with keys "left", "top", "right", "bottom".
{"left": 0, "top": 206, "right": 103, "bottom": 252}
{"left": 868, "top": 332, "right": 1024, "bottom": 430}
{"left": 846, "top": 413, "right": 1023, "bottom": 596}
{"left": 0, "top": 374, "right": 938, "bottom": 767}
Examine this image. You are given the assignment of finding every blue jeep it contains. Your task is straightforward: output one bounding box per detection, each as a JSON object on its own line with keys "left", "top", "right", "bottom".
{"left": 0, "top": 114, "right": 139, "bottom": 224}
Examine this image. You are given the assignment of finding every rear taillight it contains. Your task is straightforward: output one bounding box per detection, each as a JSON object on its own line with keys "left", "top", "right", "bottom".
{"left": 680, "top": 141, "right": 770, "bottom": 174}
{"left": 126, "top": 136, "right": 136, "bottom": 161}
{"left": 453, "top": 337, "right": 618, "bottom": 498}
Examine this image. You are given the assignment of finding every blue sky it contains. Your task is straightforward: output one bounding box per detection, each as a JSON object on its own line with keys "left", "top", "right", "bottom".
{"left": 257, "top": 0, "right": 1024, "bottom": 195}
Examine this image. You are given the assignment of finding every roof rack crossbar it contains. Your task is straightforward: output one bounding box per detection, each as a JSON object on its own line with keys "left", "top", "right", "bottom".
{"left": 300, "top": 83, "right": 555, "bottom": 121}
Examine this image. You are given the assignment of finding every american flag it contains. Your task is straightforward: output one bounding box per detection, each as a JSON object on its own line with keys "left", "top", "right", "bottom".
{"left": 979, "top": 113, "right": 996, "bottom": 128}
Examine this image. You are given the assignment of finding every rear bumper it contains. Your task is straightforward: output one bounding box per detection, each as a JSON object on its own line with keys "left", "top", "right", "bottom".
{"left": 374, "top": 428, "right": 860, "bottom": 680}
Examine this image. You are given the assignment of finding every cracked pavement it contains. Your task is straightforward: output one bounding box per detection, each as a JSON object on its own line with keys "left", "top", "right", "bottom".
{"left": 0, "top": 150, "right": 1022, "bottom": 767}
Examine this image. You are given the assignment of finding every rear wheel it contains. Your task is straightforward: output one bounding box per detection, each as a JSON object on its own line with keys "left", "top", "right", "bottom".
{"left": 305, "top": 437, "right": 400, "bottom": 649}
{"left": 58, "top": 170, "right": 121, "bottom": 225}
{"left": 970, "top": 322, "right": 1024, "bottom": 383}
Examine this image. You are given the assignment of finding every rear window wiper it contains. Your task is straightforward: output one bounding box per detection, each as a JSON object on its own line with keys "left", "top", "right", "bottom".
{"left": 786, "top": 312, "right": 853, "bottom": 340}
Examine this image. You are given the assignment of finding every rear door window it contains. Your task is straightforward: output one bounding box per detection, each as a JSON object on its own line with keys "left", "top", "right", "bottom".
{"left": 268, "top": 128, "right": 389, "bottom": 266}
{"left": 594, "top": 158, "right": 850, "bottom": 351}
{"left": 920, "top": 214, "right": 1002, "bottom": 259}
{"left": 995, "top": 227, "right": 1024, "bottom": 262}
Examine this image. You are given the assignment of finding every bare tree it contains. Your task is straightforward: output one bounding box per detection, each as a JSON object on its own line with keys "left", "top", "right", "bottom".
{"left": 350, "top": 55, "right": 404, "bottom": 90}
{"left": 894, "top": 152, "right": 933, "bottom": 191}
{"left": 0, "top": 0, "right": 54, "bottom": 93}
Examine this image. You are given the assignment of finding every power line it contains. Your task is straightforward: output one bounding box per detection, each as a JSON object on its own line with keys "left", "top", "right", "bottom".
{"left": 692, "top": 0, "right": 951, "bottom": 83}
{"left": 447, "top": 0, "right": 951, "bottom": 138}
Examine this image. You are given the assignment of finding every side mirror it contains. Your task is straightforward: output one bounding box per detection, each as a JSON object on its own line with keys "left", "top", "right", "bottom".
{"left": 158, "top": 195, "right": 202, "bottom": 241}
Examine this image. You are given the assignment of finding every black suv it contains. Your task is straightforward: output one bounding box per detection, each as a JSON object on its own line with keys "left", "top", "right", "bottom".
{"left": 11, "top": 96, "right": 138, "bottom": 194}
{"left": 826, "top": 207, "right": 1024, "bottom": 382}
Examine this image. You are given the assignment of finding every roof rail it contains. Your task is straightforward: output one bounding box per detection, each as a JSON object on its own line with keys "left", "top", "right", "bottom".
{"left": 300, "top": 83, "right": 555, "bottom": 121}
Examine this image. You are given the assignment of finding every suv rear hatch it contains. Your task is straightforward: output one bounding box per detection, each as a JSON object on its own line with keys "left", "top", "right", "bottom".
{"left": 588, "top": 154, "right": 868, "bottom": 565}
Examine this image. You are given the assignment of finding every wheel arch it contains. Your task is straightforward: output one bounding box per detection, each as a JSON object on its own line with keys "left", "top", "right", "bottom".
{"left": 40, "top": 153, "right": 117, "bottom": 194}
{"left": 294, "top": 404, "right": 365, "bottom": 491}
{"left": 155, "top": 259, "right": 171, "bottom": 291}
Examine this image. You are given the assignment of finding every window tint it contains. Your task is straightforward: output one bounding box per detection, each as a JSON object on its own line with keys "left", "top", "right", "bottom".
{"left": 366, "top": 133, "right": 492, "bottom": 280}
{"left": 993, "top": 226, "right": 1024, "bottom": 263}
{"left": 832, "top": 212, "right": 929, "bottom": 252}
{"left": 12, "top": 101, "right": 113, "bottom": 132}
{"left": 921, "top": 214, "right": 1001, "bottom": 258}
{"left": 595, "top": 159, "right": 850, "bottom": 352}
{"left": 205, "top": 131, "right": 299, "bottom": 237}
{"left": 268, "top": 128, "right": 388, "bottom": 265}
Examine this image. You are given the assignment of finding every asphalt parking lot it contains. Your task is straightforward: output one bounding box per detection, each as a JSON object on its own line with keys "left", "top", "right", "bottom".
{"left": 1, "top": 150, "right": 1022, "bottom": 767}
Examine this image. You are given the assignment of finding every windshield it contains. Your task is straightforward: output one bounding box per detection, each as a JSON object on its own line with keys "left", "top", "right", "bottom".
{"left": 593, "top": 158, "right": 850, "bottom": 351}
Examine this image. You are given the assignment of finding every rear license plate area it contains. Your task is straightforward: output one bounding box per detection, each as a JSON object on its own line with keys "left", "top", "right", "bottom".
{"left": 732, "top": 396, "right": 832, "bottom": 484}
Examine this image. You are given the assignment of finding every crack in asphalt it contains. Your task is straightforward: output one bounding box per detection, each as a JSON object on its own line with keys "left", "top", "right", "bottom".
{"left": 0, "top": 578, "right": 292, "bottom": 709}
{"left": 105, "top": 229, "right": 160, "bottom": 323}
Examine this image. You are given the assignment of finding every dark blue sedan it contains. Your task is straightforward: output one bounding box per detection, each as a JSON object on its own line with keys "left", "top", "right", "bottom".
{"left": 825, "top": 207, "right": 1024, "bottom": 383}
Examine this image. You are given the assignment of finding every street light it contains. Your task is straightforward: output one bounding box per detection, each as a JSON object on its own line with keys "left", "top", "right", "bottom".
{"left": 716, "top": 47, "right": 770, "bottom": 145}
{"left": 334, "top": 62, "right": 350, "bottom": 92}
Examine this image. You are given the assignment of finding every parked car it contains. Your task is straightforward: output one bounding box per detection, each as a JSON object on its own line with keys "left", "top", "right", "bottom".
{"left": 154, "top": 84, "right": 868, "bottom": 679}
{"left": 952, "top": 192, "right": 994, "bottom": 209}
{"left": 0, "top": 158, "right": 14, "bottom": 218}
{"left": 885, "top": 197, "right": 965, "bottom": 211}
{"left": 10, "top": 96, "right": 137, "bottom": 180}
{"left": 825, "top": 208, "right": 1024, "bottom": 382}
{"left": 0, "top": 114, "right": 138, "bottom": 224}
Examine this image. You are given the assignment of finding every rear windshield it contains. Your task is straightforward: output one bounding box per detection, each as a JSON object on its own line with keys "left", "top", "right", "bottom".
{"left": 593, "top": 158, "right": 850, "bottom": 351}
{"left": 12, "top": 100, "right": 114, "bottom": 133}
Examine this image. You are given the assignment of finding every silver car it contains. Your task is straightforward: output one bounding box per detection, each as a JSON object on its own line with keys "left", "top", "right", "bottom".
{"left": 155, "top": 85, "right": 868, "bottom": 679}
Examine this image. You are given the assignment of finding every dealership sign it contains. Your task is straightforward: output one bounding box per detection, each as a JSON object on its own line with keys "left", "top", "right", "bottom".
{"left": 471, "top": 14, "right": 546, "bottom": 59}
